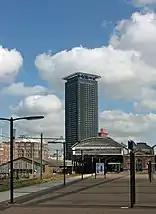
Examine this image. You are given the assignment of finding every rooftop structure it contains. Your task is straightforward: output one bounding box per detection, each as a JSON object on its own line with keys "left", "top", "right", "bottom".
{"left": 63, "top": 72, "right": 101, "bottom": 81}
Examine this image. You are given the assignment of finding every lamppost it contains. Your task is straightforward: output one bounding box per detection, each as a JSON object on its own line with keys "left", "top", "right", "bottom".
{"left": 0, "top": 115, "right": 44, "bottom": 204}
{"left": 128, "top": 140, "right": 136, "bottom": 208}
{"left": 81, "top": 150, "right": 84, "bottom": 180}
{"left": 48, "top": 138, "right": 66, "bottom": 186}
{"left": 40, "top": 133, "right": 43, "bottom": 180}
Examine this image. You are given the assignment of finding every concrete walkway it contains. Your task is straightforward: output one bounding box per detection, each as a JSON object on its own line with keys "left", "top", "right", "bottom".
{"left": 2, "top": 173, "right": 156, "bottom": 213}
{"left": 30, "top": 173, "right": 129, "bottom": 207}
{"left": 0, "top": 174, "right": 91, "bottom": 203}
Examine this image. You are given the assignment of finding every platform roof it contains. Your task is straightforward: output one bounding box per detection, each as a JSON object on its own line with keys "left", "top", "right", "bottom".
{"left": 72, "top": 136, "right": 123, "bottom": 149}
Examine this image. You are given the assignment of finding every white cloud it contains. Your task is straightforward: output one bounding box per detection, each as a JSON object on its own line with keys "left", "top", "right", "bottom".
{"left": 0, "top": 46, "right": 23, "bottom": 83}
{"left": 35, "top": 46, "right": 154, "bottom": 101}
{"left": 35, "top": 11, "right": 156, "bottom": 106}
{"left": 10, "top": 94, "right": 64, "bottom": 137}
{"left": 132, "top": 0, "right": 156, "bottom": 6}
{"left": 8, "top": 97, "right": 156, "bottom": 144}
{"left": 134, "top": 100, "right": 156, "bottom": 111}
{"left": 110, "top": 11, "right": 156, "bottom": 103}
{"left": 1, "top": 82, "right": 48, "bottom": 97}
{"left": 100, "top": 110, "right": 154, "bottom": 136}
{"left": 32, "top": 9, "right": 156, "bottom": 145}
{"left": 11, "top": 94, "right": 62, "bottom": 116}
{"left": 100, "top": 110, "right": 156, "bottom": 144}
{"left": 10, "top": 94, "right": 156, "bottom": 144}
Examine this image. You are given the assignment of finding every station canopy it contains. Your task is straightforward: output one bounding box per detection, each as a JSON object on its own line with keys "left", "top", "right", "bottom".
{"left": 72, "top": 137, "right": 126, "bottom": 156}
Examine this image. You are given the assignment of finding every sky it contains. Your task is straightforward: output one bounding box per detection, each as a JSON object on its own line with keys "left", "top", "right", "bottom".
{"left": 1, "top": 0, "right": 156, "bottom": 146}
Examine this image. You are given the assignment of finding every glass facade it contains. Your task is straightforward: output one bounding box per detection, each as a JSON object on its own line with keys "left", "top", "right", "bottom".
{"left": 63, "top": 72, "right": 101, "bottom": 159}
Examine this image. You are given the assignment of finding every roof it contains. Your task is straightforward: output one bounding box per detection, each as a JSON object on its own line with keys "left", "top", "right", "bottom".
{"left": 72, "top": 136, "right": 123, "bottom": 149}
{"left": 0, "top": 157, "right": 72, "bottom": 168}
{"left": 34, "top": 158, "right": 72, "bottom": 167}
{"left": 17, "top": 138, "right": 39, "bottom": 143}
{"left": 63, "top": 72, "right": 101, "bottom": 81}
{"left": 134, "top": 142, "right": 153, "bottom": 154}
{"left": 16, "top": 138, "right": 47, "bottom": 144}
{"left": 0, "top": 157, "right": 44, "bottom": 167}
{"left": 1, "top": 138, "right": 47, "bottom": 144}
{"left": 135, "top": 142, "right": 152, "bottom": 149}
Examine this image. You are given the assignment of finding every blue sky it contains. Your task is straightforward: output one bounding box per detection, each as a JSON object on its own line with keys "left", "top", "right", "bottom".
{"left": 1, "top": 0, "right": 156, "bottom": 144}
{"left": 0, "top": 0, "right": 136, "bottom": 114}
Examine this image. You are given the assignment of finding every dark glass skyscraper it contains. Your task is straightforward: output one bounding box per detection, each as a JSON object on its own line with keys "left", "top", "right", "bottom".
{"left": 63, "top": 72, "right": 101, "bottom": 159}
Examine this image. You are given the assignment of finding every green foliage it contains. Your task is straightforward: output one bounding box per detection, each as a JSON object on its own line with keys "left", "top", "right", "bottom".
{"left": 0, "top": 174, "right": 77, "bottom": 192}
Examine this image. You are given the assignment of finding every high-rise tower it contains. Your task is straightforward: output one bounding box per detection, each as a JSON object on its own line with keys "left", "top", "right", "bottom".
{"left": 63, "top": 72, "right": 101, "bottom": 159}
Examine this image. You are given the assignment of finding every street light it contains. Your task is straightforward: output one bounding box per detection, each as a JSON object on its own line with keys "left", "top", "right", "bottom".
{"left": 48, "top": 140, "right": 66, "bottom": 186}
{"left": 0, "top": 115, "right": 44, "bottom": 204}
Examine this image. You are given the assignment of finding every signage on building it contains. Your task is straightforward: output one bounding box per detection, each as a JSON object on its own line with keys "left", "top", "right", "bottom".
{"left": 96, "top": 163, "right": 105, "bottom": 175}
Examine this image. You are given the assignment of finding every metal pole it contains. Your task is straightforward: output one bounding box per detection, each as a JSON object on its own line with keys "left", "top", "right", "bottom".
{"left": 40, "top": 133, "right": 43, "bottom": 180}
{"left": 56, "top": 149, "right": 59, "bottom": 166}
{"left": 95, "top": 156, "right": 97, "bottom": 179}
{"left": 132, "top": 150, "right": 136, "bottom": 204}
{"left": 130, "top": 150, "right": 135, "bottom": 208}
{"left": 10, "top": 117, "right": 14, "bottom": 204}
{"left": 81, "top": 150, "right": 83, "bottom": 179}
{"left": 92, "top": 156, "right": 94, "bottom": 176}
{"left": 148, "top": 161, "right": 152, "bottom": 183}
{"left": 104, "top": 158, "right": 106, "bottom": 179}
{"left": 130, "top": 151, "right": 133, "bottom": 208}
{"left": 63, "top": 142, "right": 66, "bottom": 186}
{"left": 32, "top": 142, "right": 34, "bottom": 176}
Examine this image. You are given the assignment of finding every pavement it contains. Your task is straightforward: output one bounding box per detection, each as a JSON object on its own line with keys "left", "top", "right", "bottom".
{"left": 1, "top": 173, "right": 156, "bottom": 213}
{"left": 0, "top": 174, "right": 91, "bottom": 203}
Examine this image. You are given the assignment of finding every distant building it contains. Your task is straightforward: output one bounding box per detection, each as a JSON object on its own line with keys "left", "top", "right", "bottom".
{"left": 123, "top": 142, "right": 155, "bottom": 171}
{"left": 0, "top": 138, "right": 48, "bottom": 164}
{"left": 14, "top": 138, "right": 48, "bottom": 160}
{"left": 0, "top": 156, "right": 72, "bottom": 179}
{"left": 63, "top": 72, "right": 101, "bottom": 159}
{"left": 0, "top": 142, "right": 9, "bottom": 164}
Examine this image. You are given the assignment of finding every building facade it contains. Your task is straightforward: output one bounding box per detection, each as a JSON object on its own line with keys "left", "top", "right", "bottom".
{"left": 123, "top": 142, "right": 155, "bottom": 171}
{"left": 0, "top": 143, "right": 9, "bottom": 164}
{"left": 72, "top": 136, "right": 125, "bottom": 173}
{"left": 0, "top": 156, "right": 72, "bottom": 179}
{"left": 14, "top": 138, "right": 48, "bottom": 160}
{"left": 72, "top": 137, "right": 155, "bottom": 173}
{"left": 63, "top": 72, "right": 101, "bottom": 159}
{"left": 0, "top": 138, "right": 48, "bottom": 164}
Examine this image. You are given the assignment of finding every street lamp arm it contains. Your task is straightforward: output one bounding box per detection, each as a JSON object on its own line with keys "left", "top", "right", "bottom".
{"left": 14, "top": 116, "right": 44, "bottom": 121}
{"left": 13, "top": 117, "right": 30, "bottom": 121}
{"left": 0, "top": 117, "right": 10, "bottom": 121}
{"left": 0, "top": 116, "right": 44, "bottom": 122}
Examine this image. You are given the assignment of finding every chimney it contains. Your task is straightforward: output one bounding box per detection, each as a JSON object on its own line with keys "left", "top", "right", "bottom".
{"left": 99, "top": 128, "right": 108, "bottom": 137}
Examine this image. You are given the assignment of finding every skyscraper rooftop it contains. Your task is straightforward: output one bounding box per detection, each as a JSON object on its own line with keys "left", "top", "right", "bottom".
{"left": 63, "top": 72, "right": 101, "bottom": 81}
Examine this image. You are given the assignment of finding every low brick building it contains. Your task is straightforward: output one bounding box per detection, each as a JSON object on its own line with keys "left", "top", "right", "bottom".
{"left": 0, "top": 156, "right": 72, "bottom": 179}
{"left": 0, "top": 143, "right": 9, "bottom": 164}
{"left": 123, "top": 142, "right": 155, "bottom": 171}
{"left": 0, "top": 138, "right": 48, "bottom": 164}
